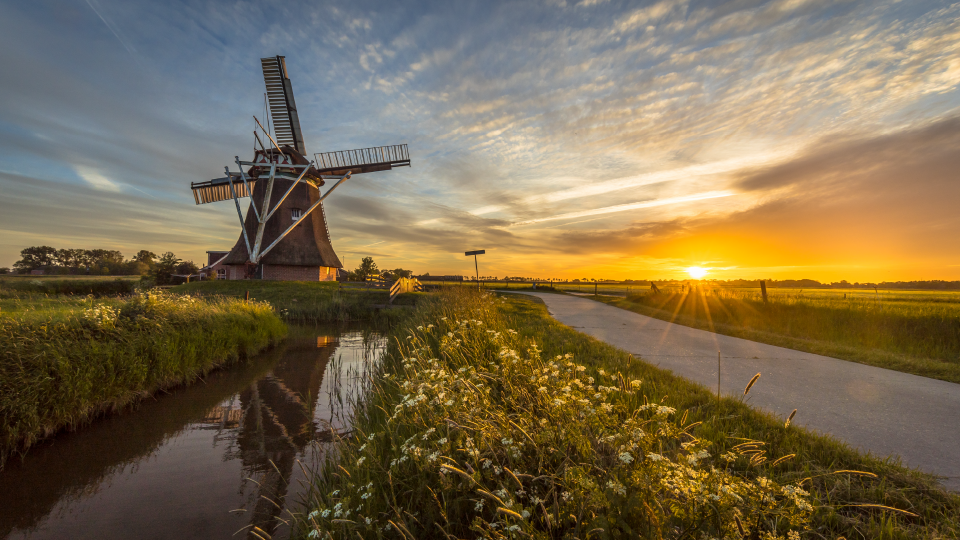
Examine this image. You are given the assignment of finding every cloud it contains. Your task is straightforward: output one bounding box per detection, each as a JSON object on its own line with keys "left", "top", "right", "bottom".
{"left": 535, "top": 116, "right": 960, "bottom": 278}
{"left": 471, "top": 149, "right": 796, "bottom": 216}
{"left": 74, "top": 165, "right": 122, "bottom": 192}
{"left": 735, "top": 116, "right": 960, "bottom": 194}
{"left": 1, "top": 0, "right": 958, "bottom": 281}
{"left": 511, "top": 191, "right": 735, "bottom": 226}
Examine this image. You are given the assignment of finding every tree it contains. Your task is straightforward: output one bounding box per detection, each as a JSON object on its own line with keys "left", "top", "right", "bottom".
{"left": 383, "top": 268, "right": 413, "bottom": 279}
{"left": 175, "top": 261, "right": 199, "bottom": 275}
{"left": 54, "top": 249, "right": 75, "bottom": 268}
{"left": 354, "top": 257, "right": 379, "bottom": 281}
{"left": 13, "top": 246, "right": 57, "bottom": 272}
{"left": 128, "top": 261, "right": 150, "bottom": 275}
{"left": 0, "top": 267, "right": 9, "bottom": 274}
{"left": 152, "top": 252, "right": 181, "bottom": 285}
{"left": 133, "top": 250, "right": 157, "bottom": 266}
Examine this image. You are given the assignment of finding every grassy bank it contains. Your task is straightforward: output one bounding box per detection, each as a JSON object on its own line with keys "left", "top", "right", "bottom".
{"left": 296, "top": 289, "right": 959, "bottom": 539}
{"left": 0, "top": 290, "right": 287, "bottom": 465}
{"left": 599, "top": 289, "right": 960, "bottom": 383}
{"left": 0, "top": 277, "right": 139, "bottom": 297}
{"left": 174, "top": 280, "right": 423, "bottom": 322}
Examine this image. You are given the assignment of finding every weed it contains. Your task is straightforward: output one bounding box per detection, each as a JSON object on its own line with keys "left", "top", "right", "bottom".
{"left": 0, "top": 289, "right": 287, "bottom": 464}
{"left": 295, "top": 290, "right": 960, "bottom": 539}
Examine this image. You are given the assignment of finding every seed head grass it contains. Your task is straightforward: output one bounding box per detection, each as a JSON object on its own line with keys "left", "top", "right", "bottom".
{"left": 603, "top": 288, "right": 960, "bottom": 383}
{"left": 294, "top": 289, "right": 959, "bottom": 539}
{"left": 0, "top": 289, "right": 286, "bottom": 465}
{"left": 173, "top": 280, "right": 422, "bottom": 323}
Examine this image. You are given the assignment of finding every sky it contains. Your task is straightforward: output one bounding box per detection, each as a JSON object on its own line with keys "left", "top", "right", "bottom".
{"left": 1, "top": 0, "right": 958, "bottom": 282}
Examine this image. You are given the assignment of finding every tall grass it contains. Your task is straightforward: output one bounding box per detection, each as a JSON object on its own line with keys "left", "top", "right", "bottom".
{"left": 174, "top": 280, "right": 422, "bottom": 322}
{"left": 0, "top": 278, "right": 138, "bottom": 297}
{"left": 0, "top": 290, "right": 287, "bottom": 465}
{"left": 610, "top": 289, "right": 960, "bottom": 382}
{"left": 296, "top": 290, "right": 960, "bottom": 539}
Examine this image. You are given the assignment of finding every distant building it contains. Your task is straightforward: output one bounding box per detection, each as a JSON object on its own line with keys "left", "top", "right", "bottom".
{"left": 200, "top": 251, "right": 230, "bottom": 280}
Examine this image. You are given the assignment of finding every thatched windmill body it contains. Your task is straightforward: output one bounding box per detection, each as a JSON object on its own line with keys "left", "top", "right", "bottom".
{"left": 191, "top": 56, "right": 410, "bottom": 280}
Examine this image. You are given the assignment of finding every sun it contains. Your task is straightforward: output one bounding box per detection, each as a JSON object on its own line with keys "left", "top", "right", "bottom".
{"left": 686, "top": 266, "right": 708, "bottom": 279}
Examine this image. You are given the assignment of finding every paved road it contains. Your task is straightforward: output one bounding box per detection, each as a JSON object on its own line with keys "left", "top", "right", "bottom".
{"left": 508, "top": 291, "right": 960, "bottom": 490}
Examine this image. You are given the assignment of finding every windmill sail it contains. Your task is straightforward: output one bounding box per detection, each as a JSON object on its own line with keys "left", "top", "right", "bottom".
{"left": 262, "top": 56, "right": 306, "bottom": 155}
{"left": 190, "top": 53, "right": 413, "bottom": 281}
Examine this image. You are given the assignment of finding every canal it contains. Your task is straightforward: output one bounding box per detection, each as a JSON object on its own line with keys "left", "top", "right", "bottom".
{"left": 0, "top": 323, "right": 386, "bottom": 540}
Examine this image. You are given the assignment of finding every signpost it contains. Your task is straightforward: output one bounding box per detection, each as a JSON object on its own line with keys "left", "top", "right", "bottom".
{"left": 465, "top": 249, "right": 485, "bottom": 291}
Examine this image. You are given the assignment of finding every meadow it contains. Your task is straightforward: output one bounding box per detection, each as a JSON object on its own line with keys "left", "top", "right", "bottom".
{"left": 0, "top": 276, "right": 139, "bottom": 297}
{"left": 597, "top": 287, "right": 960, "bottom": 383}
{"left": 173, "top": 280, "right": 423, "bottom": 322}
{"left": 296, "top": 289, "right": 960, "bottom": 539}
{"left": 0, "top": 288, "right": 286, "bottom": 465}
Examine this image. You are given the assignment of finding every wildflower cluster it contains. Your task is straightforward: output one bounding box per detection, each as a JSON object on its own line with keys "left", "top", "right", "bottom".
{"left": 82, "top": 303, "right": 119, "bottom": 328}
{"left": 303, "top": 289, "right": 813, "bottom": 539}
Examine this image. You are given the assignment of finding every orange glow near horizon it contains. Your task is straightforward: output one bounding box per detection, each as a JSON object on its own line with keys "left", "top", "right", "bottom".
{"left": 686, "top": 267, "right": 708, "bottom": 279}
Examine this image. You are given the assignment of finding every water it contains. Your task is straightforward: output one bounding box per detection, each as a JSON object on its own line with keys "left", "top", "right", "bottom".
{"left": 0, "top": 323, "right": 385, "bottom": 540}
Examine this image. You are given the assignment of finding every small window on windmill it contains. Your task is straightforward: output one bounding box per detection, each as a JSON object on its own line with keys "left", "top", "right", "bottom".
{"left": 291, "top": 208, "right": 303, "bottom": 221}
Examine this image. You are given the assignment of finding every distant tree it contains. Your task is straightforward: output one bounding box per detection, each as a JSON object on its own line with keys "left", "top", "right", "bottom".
{"left": 133, "top": 250, "right": 157, "bottom": 266}
{"left": 13, "top": 246, "right": 57, "bottom": 272}
{"left": 152, "top": 252, "right": 181, "bottom": 285}
{"left": 127, "top": 261, "right": 151, "bottom": 276}
{"left": 383, "top": 268, "right": 413, "bottom": 280}
{"left": 54, "top": 249, "right": 75, "bottom": 268}
{"left": 0, "top": 267, "right": 9, "bottom": 274}
{"left": 175, "top": 261, "right": 199, "bottom": 275}
{"left": 354, "top": 257, "right": 379, "bottom": 281}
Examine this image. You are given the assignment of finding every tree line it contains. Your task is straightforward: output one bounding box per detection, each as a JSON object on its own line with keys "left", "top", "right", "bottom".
{"left": 342, "top": 256, "right": 413, "bottom": 282}
{"left": 3, "top": 246, "right": 200, "bottom": 285}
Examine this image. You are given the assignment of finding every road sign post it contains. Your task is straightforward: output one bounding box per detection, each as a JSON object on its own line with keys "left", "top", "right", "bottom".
{"left": 464, "top": 250, "right": 485, "bottom": 291}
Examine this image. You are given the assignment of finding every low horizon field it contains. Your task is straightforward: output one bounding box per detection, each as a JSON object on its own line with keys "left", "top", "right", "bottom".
{"left": 590, "top": 287, "right": 960, "bottom": 383}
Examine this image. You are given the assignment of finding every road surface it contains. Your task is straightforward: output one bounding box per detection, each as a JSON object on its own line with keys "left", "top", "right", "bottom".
{"left": 507, "top": 291, "right": 960, "bottom": 490}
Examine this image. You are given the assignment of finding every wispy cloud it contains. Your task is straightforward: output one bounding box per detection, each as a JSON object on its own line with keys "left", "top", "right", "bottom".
{"left": 74, "top": 165, "right": 122, "bottom": 193}
{"left": 471, "top": 149, "right": 796, "bottom": 216}
{"left": 1, "top": 0, "right": 958, "bottom": 281}
{"left": 511, "top": 191, "right": 735, "bottom": 226}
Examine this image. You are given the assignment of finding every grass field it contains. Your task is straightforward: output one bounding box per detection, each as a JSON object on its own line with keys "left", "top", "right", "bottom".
{"left": 592, "top": 287, "right": 960, "bottom": 383}
{"left": 173, "top": 280, "right": 424, "bottom": 322}
{"left": 0, "top": 289, "right": 286, "bottom": 465}
{"left": 296, "top": 289, "right": 960, "bottom": 539}
{"left": 0, "top": 277, "right": 140, "bottom": 297}
{"left": 0, "top": 275, "right": 141, "bottom": 281}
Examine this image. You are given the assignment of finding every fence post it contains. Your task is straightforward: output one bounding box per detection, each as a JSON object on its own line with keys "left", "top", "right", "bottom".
{"left": 595, "top": 282, "right": 598, "bottom": 295}
{"left": 760, "top": 281, "right": 768, "bottom": 303}
{"left": 245, "top": 290, "right": 249, "bottom": 303}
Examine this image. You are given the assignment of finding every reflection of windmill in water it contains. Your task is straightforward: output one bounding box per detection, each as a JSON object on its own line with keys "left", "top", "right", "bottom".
{"left": 228, "top": 334, "right": 343, "bottom": 539}
{"left": 192, "top": 56, "right": 411, "bottom": 280}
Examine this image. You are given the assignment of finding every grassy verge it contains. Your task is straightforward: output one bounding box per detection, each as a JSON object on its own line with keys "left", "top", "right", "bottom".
{"left": 597, "top": 290, "right": 960, "bottom": 383}
{"left": 0, "top": 278, "right": 139, "bottom": 296}
{"left": 0, "top": 290, "right": 287, "bottom": 465}
{"left": 295, "top": 289, "right": 959, "bottom": 539}
{"left": 173, "top": 280, "right": 424, "bottom": 322}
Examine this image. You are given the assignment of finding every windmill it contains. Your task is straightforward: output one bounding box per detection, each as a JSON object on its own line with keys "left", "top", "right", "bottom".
{"left": 191, "top": 55, "right": 410, "bottom": 281}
